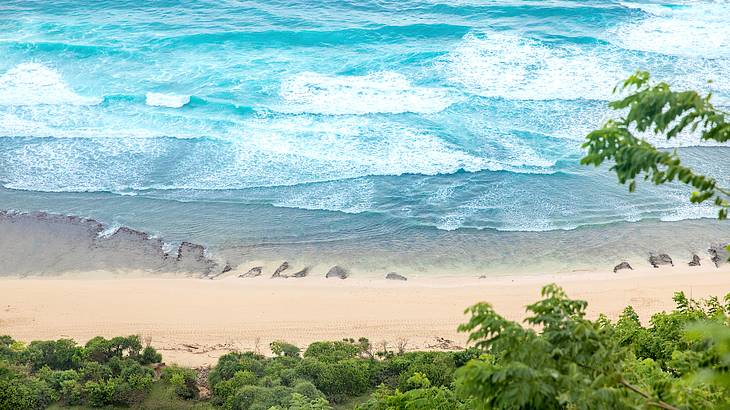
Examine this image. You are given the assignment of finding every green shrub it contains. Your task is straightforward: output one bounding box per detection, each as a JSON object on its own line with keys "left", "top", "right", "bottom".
{"left": 224, "top": 385, "right": 284, "bottom": 410}
{"left": 141, "top": 345, "right": 163, "bottom": 364}
{"left": 296, "top": 358, "right": 370, "bottom": 403}
{"left": 83, "top": 379, "right": 116, "bottom": 407}
{"left": 271, "top": 341, "right": 301, "bottom": 358}
{"left": 163, "top": 365, "right": 199, "bottom": 399}
{"left": 303, "top": 341, "right": 359, "bottom": 363}
{"left": 23, "top": 339, "right": 83, "bottom": 371}
{"left": 0, "top": 364, "right": 53, "bottom": 410}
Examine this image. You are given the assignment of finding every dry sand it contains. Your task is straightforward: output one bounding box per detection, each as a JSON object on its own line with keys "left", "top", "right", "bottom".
{"left": 2, "top": 265, "right": 730, "bottom": 367}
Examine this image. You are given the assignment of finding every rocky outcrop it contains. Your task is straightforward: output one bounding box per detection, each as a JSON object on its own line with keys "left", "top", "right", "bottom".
{"left": 221, "top": 263, "right": 233, "bottom": 274}
{"left": 385, "top": 272, "right": 407, "bottom": 281}
{"left": 176, "top": 242, "right": 217, "bottom": 275}
{"left": 177, "top": 242, "right": 205, "bottom": 262}
{"left": 708, "top": 245, "right": 726, "bottom": 268}
{"left": 290, "top": 267, "right": 310, "bottom": 278}
{"left": 649, "top": 253, "right": 673, "bottom": 268}
{"left": 326, "top": 265, "right": 349, "bottom": 279}
{"left": 239, "top": 266, "right": 262, "bottom": 278}
{"left": 613, "top": 262, "right": 633, "bottom": 273}
{"left": 688, "top": 254, "right": 701, "bottom": 267}
{"left": 272, "top": 262, "right": 289, "bottom": 278}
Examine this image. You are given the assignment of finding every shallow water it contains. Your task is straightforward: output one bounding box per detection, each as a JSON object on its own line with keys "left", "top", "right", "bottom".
{"left": 0, "top": 1, "right": 729, "bottom": 273}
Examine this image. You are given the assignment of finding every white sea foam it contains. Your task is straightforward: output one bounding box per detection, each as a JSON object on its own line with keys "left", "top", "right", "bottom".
{"left": 0, "top": 63, "right": 101, "bottom": 106}
{"left": 145, "top": 92, "right": 191, "bottom": 108}
{"left": 273, "top": 179, "right": 376, "bottom": 214}
{"left": 0, "top": 115, "right": 558, "bottom": 193}
{"left": 278, "top": 71, "right": 457, "bottom": 115}
{"left": 441, "top": 32, "right": 626, "bottom": 101}
{"left": 613, "top": 2, "right": 730, "bottom": 58}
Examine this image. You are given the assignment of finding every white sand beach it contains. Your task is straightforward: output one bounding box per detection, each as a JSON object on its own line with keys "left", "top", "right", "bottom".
{"left": 2, "top": 264, "right": 729, "bottom": 367}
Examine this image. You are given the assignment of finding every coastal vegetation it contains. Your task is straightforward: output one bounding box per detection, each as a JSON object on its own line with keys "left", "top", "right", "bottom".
{"left": 2, "top": 284, "right": 730, "bottom": 409}
{"left": 582, "top": 71, "right": 730, "bottom": 222}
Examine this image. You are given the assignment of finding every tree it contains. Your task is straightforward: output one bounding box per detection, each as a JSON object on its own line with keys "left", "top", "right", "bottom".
{"left": 581, "top": 71, "right": 730, "bottom": 226}
{"left": 456, "top": 284, "right": 683, "bottom": 409}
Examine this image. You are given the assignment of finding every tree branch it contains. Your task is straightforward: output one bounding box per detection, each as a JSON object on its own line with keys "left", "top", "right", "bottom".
{"left": 619, "top": 378, "right": 680, "bottom": 410}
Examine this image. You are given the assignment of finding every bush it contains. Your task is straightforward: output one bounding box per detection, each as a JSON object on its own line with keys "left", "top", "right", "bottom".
{"left": 23, "top": 339, "right": 83, "bottom": 371}
{"left": 224, "top": 385, "right": 282, "bottom": 410}
{"left": 141, "top": 345, "right": 163, "bottom": 364}
{"left": 0, "top": 364, "right": 53, "bottom": 410}
{"left": 271, "top": 341, "right": 301, "bottom": 358}
{"left": 303, "top": 341, "right": 359, "bottom": 363}
{"left": 296, "top": 358, "right": 371, "bottom": 403}
{"left": 163, "top": 365, "right": 199, "bottom": 399}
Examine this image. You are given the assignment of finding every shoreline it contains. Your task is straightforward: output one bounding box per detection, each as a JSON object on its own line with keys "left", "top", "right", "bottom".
{"left": 2, "top": 265, "right": 730, "bottom": 367}
{"left": 2, "top": 209, "right": 729, "bottom": 278}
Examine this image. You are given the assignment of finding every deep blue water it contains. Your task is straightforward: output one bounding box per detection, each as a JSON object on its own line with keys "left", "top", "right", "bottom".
{"left": 0, "top": 0, "right": 728, "bottom": 243}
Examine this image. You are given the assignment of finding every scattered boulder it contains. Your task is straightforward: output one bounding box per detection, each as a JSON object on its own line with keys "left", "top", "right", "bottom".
{"left": 649, "top": 253, "right": 673, "bottom": 268}
{"left": 290, "top": 267, "right": 310, "bottom": 278}
{"left": 709, "top": 245, "right": 726, "bottom": 268}
{"left": 272, "top": 262, "right": 289, "bottom": 278}
{"left": 177, "top": 241, "right": 206, "bottom": 262}
{"left": 239, "top": 266, "right": 262, "bottom": 278}
{"left": 326, "top": 265, "right": 349, "bottom": 279}
{"left": 221, "top": 263, "right": 233, "bottom": 274}
{"left": 613, "top": 262, "right": 633, "bottom": 273}
{"left": 385, "top": 272, "right": 407, "bottom": 281}
{"left": 688, "top": 254, "right": 701, "bottom": 267}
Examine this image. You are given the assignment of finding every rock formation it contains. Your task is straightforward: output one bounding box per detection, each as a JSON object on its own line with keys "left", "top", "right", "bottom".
{"left": 649, "top": 253, "right": 673, "bottom": 268}
{"left": 239, "top": 266, "right": 262, "bottom": 278}
{"left": 326, "top": 265, "right": 349, "bottom": 279}
{"left": 385, "top": 272, "right": 407, "bottom": 281}
{"left": 272, "top": 262, "right": 289, "bottom": 278}
{"left": 688, "top": 254, "right": 701, "bottom": 266}
{"left": 613, "top": 262, "right": 633, "bottom": 273}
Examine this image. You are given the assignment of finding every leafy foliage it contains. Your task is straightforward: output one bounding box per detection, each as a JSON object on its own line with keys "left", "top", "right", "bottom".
{"left": 582, "top": 71, "right": 730, "bottom": 220}
{"left": 456, "top": 284, "right": 730, "bottom": 409}
{"left": 0, "top": 335, "right": 161, "bottom": 408}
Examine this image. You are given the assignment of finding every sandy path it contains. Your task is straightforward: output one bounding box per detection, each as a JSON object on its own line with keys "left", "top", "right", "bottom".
{"left": 2, "top": 265, "right": 729, "bottom": 367}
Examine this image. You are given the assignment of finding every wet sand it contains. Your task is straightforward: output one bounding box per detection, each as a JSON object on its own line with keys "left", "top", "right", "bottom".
{"left": 2, "top": 264, "right": 729, "bottom": 367}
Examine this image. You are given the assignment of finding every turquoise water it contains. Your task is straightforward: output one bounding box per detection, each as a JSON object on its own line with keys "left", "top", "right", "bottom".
{"left": 0, "top": 1, "right": 729, "bottom": 250}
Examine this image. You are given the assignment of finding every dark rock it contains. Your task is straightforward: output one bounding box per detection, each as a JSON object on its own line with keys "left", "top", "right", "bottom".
{"left": 649, "top": 253, "right": 673, "bottom": 268}
{"left": 290, "top": 267, "right": 310, "bottom": 278}
{"left": 326, "top": 265, "right": 349, "bottom": 279}
{"left": 708, "top": 245, "right": 726, "bottom": 268}
{"left": 385, "top": 272, "right": 407, "bottom": 281}
{"left": 613, "top": 262, "right": 633, "bottom": 273}
{"left": 478, "top": 275, "right": 487, "bottom": 279}
{"left": 177, "top": 241, "right": 206, "bottom": 262}
{"left": 239, "top": 266, "right": 262, "bottom": 278}
{"left": 221, "top": 264, "right": 233, "bottom": 274}
{"left": 272, "top": 262, "right": 289, "bottom": 278}
{"left": 688, "top": 254, "right": 701, "bottom": 267}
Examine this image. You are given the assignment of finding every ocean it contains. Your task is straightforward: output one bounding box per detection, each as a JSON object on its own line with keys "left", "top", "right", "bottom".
{"left": 0, "top": 0, "right": 729, "bottom": 275}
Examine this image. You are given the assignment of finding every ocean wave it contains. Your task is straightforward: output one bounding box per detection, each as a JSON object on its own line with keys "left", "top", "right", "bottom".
{"left": 277, "top": 71, "right": 458, "bottom": 115}
{"left": 145, "top": 92, "right": 191, "bottom": 108}
{"left": 0, "top": 116, "right": 558, "bottom": 193}
{"left": 153, "top": 24, "right": 471, "bottom": 47}
{"left": 613, "top": 1, "right": 730, "bottom": 58}
{"left": 0, "top": 62, "right": 101, "bottom": 106}
{"left": 440, "top": 32, "right": 625, "bottom": 101}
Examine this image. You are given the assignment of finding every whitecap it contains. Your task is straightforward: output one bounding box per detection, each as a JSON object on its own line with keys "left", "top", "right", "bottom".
{"left": 0, "top": 62, "right": 101, "bottom": 106}
{"left": 613, "top": 1, "right": 730, "bottom": 59}
{"left": 441, "top": 32, "right": 626, "bottom": 101}
{"left": 145, "top": 92, "right": 191, "bottom": 108}
{"left": 273, "top": 179, "right": 376, "bottom": 214}
{"left": 277, "top": 71, "right": 457, "bottom": 115}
